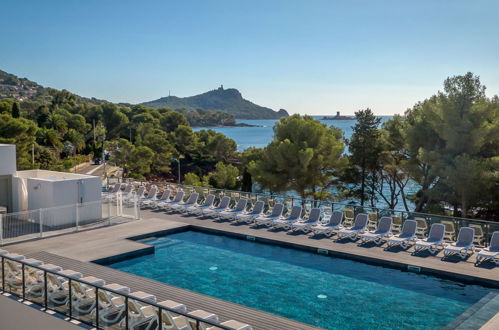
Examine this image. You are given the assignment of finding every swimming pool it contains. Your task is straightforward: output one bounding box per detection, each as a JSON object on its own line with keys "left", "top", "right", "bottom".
{"left": 108, "top": 231, "right": 493, "bottom": 329}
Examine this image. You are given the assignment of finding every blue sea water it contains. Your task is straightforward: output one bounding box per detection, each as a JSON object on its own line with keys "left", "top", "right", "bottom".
{"left": 108, "top": 231, "right": 492, "bottom": 330}
{"left": 193, "top": 116, "right": 419, "bottom": 210}
{"left": 193, "top": 116, "right": 391, "bottom": 151}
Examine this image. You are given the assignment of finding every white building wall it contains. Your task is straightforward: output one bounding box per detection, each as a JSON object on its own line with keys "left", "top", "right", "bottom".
{"left": 0, "top": 144, "right": 16, "bottom": 176}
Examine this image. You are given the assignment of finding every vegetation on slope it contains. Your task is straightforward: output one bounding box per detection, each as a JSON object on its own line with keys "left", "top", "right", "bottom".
{"left": 141, "top": 86, "right": 289, "bottom": 119}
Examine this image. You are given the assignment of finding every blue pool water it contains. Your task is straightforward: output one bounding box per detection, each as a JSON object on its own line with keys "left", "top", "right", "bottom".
{"left": 108, "top": 231, "right": 492, "bottom": 329}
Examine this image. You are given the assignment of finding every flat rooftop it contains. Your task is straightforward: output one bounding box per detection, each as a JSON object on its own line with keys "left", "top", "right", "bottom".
{"left": 5, "top": 210, "right": 499, "bottom": 329}
{"left": 15, "top": 169, "right": 96, "bottom": 181}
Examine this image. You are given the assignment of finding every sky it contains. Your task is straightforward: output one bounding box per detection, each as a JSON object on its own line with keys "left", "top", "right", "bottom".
{"left": 1, "top": 0, "right": 499, "bottom": 115}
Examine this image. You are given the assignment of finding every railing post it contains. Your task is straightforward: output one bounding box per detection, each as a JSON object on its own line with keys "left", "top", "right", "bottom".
{"left": 0, "top": 213, "right": 3, "bottom": 246}
{"left": 135, "top": 195, "right": 140, "bottom": 220}
{"left": 108, "top": 197, "right": 112, "bottom": 226}
{"left": 39, "top": 208, "right": 44, "bottom": 238}
{"left": 21, "top": 263, "right": 25, "bottom": 300}
{"left": 1, "top": 257, "right": 4, "bottom": 291}
{"left": 158, "top": 306, "right": 162, "bottom": 329}
{"left": 44, "top": 271, "right": 48, "bottom": 308}
{"left": 68, "top": 278, "right": 73, "bottom": 318}
{"left": 95, "top": 287, "right": 100, "bottom": 328}
{"left": 125, "top": 296, "right": 129, "bottom": 329}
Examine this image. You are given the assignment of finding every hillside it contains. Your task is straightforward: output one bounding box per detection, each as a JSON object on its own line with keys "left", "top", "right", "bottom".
{"left": 141, "top": 86, "right": 289, "bottom": 119}
{"left": 0, "top": 69, "right": 106, "bottom": 105}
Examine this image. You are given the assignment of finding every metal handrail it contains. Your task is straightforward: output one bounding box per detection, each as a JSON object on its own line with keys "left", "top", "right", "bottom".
{"left": 0, "top": 254, "right": 234, "bottom": 330}
{"left": 122, "top": 179, "right": 497, "bottom": 225}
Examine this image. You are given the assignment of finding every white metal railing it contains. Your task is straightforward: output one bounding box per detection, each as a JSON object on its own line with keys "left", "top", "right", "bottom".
{"left": 116, "top": 178, "right": 499, "bottom": 245}
{"left": 0, "top": 192, "right": 139, "bottom": 245}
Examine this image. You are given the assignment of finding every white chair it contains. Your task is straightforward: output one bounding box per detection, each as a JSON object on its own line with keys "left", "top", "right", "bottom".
{"left": 272, "top": 206, "right": 302, "bottom": 230}
{"left": 218, "top": 198, "right": 248, "bottom": 221}
{"left": 189, "top": 194, "right": 216, "bottom": 215}
{"left": 171, "top": 192, "right": 200, "bottom": 213}
{"left": 337, "top": 213, "right": 369, "bottom": 241}
{"left": 476, "top": 231, "right": 499, "bottom": 265}
{"left": 291, "top": 208, "right": 321, "bottom": 233}
{"left": 159, "top": 191, "right": 185, "bottom": 210}
{"left": 140, "top": 186, "right": 158, "bottom": 207}
{"left": 233, "top": 200, "right": 265, "bottom": 223}
{"left": 444, "top": 227, "right": 475, "bottom": 260}
{"left": 311, "top": 210, "right": 343, "bottom": 237}
{"left": 202, "top": 196, "right": 231, "bottom": 218}
{"left": 253, "top": 203, "right": 284, "bottom": 227}
{"left": 413, "top": 223, "right": 445, "bottom": 255}
{"left": 150, "top": 189, "right": 171, "bottom": 208}
{"left": 359, "top": 216, "right": 392, "bottom": 245}
{"left": 386, "top": 220, "right": 417, "bottom": 249}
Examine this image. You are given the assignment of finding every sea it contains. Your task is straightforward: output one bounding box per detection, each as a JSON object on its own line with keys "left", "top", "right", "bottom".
{"left": 193, "top": 116, "right": 392, "bottom": 151}
{"left": 193, "top": 116, "right": 418, "bottom": 210}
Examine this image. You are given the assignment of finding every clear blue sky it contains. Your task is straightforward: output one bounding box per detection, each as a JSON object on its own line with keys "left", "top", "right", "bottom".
{"left": 1, "top": 0, "right": 498, "bottom": 115}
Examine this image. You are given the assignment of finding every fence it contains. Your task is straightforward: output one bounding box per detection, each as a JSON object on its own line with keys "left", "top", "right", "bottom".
{"left": 117, "top": 178, "right": 499, "bottom": 245}
{"left": 0, "top": 193, "right": 139, "bottom": 246}
{"left": 0, "top": 254, "right": 233, "bottom": 330}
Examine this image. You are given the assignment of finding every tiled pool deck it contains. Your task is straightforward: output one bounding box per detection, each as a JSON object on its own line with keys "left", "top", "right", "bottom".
{"left": 5, "top": 210, "right": 499, "bottom": 329}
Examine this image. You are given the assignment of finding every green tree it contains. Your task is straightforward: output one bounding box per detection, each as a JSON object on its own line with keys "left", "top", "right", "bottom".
{"left": 102, "top": 103, "right": 129, "bottom": 140}
{"left": 344, "top": 109, "right": 381, "bottom": 206}
{"left": 11, "top": 102, "right": 20, "bottom": 118}
{"left": 403, "top": 72, "right": 499, "bottom": 216}
{"left": 183, "top": 172, "right": 212, "bottom": 187}
{"left": 376, "top": 116, "right": 410, "bottom": 210}
{"left": 160, "top": 110, "right": 189, "bottom": 132}
{"left": 210, "top": 162, "right": 239, "bottom": 189}
{"left": 0, "top": 113, "right": 38, "bottom": 169}
{"left": 249, "top": 115, "right": 346, "bottom": 200}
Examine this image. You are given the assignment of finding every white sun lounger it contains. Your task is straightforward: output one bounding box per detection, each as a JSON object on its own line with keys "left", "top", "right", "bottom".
{"left": 97, "top": 285, "right": 130, "bottom": 327}
{"left": 359, "top": 216, "right": 392, "bottom": 245}
{"left": 444, "top": 227, "right": 475, "bottom": 259}
{"left": 291, "top": 208, "right": 321, "bottom": 233}
{"left": 150, "top": 189, "right": 171, "bottom": 208}
{"left": 159, "top": 191, "right": 185, "bottom": 210}
{"left": 476, "top": 231, "right": 499, "bottom": 265}
{"left": 217, "top": 198, "right": 248, "bottom": 221}
{"left": 337, "top": 213, "right": 369, "bottom": 241}
{"left": 188, "top": 194, "right": 216, "bottom": 215}
{"left": 139, "top": 186, "right": 158, "bottom": 207}
{"left": 311, "top": 210, "right": 343, "bottom": 237}
{"left": 158, "top": 300, "right": 189, "bottom": 330}
{"left": 124, "top": 293, "right": 157, "bottom": 330}
{"left": 124, "top": 185, "right": 145, "bottom": 204}
{"left": 413, "top": 223, "right": 445, "bottom": 255}
{"left": 202, "top": 196, "right": 231, "bottom": 218}
{"left": 233, "top": 200, "right": 265, "bottom": 223}
{"left": 253, "top": 203, "right": 284, "bottom": 227}
{"left": 171, "top": 192, "right": 200, "bottom": 213}
{"left": 46, "top": 269, "right": 83, "bottom": 306}
{"left": 272, "top": 206, "right": 303, "bottom": 230}
{"left": 187, "top": 310, "right": 219, "bottom": 330}
{"left": 386, "top": 220, "right": 417, "bottom": 249}
{"left": 207, "top": 320, "right": 253, "bottom": 330}
{"left": 102, "top": 183, "right": 122, "bottom": 201}
{"left": 71, "top": 276, "right": 106, "bottom": 316}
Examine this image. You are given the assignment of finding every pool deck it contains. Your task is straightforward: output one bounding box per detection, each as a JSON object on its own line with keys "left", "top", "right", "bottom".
{"left": 4, "top": 210, "right": 499, "bottom": 329}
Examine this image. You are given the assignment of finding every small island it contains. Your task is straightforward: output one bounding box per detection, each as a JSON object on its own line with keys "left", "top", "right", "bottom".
{"left": 322, "top": 111, "right": 355, "bottom": 120}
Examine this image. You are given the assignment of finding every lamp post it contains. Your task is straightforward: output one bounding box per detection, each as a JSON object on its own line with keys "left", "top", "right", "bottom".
{"left": 172, "top": 158, "right": 180, "bottom": 184}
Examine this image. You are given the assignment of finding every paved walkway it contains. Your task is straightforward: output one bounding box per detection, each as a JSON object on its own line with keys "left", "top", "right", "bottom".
{"left": 0, "top": 294, "right": 85, "bottom": 330}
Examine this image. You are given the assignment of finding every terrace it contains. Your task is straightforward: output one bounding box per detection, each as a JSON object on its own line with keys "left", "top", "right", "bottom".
{"left": 1, "top": 183, "right": 499, "bottom": 329}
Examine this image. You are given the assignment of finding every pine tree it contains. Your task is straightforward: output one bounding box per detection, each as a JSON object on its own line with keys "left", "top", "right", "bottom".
{"left": 345, "top": 109, "right": 382, "bottom": 206}
{"left": 11, "top": 102, "right": 20, "bottom": 118}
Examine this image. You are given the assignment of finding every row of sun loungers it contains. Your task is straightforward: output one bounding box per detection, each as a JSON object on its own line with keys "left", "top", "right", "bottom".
{"left": 0, "top": 249, "right": 252, "bottom": 330}
{"left": 143, "top": 189, "right": 498, "bottom": 264}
